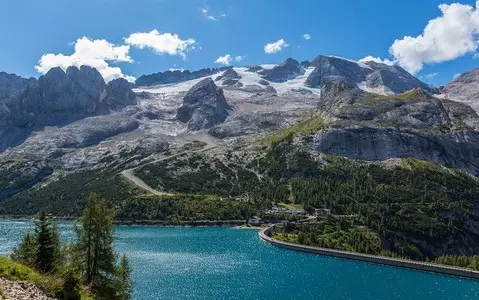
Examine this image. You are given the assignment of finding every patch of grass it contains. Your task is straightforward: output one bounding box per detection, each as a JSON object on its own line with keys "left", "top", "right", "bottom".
{"left": 266, "top": 114, "right": 327, "bottom": 145}
{"left": 361, "top": 89, "right": 424, "bottom": 106}
{"left": 276, "top": 202, "right": 304, "bottom": 210}
{"left": 0, "top": 257, "right": 93, "bottom": 300}
{"left": 401, "top": 157, "right": 446, "bottom": 173}
{"left": 0, "top": 256, "right": 40, "bottom": 282}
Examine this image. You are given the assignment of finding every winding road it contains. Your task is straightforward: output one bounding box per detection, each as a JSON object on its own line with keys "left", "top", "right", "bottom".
{"left": 120, "top": 133, "right": 219, "bottom": 195}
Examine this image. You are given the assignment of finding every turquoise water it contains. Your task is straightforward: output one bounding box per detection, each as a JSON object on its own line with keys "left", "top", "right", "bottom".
{"left": 1, "top": 220, "right": 478, "bottom": 299}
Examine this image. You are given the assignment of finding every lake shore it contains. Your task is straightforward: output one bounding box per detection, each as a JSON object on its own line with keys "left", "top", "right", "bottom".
{"left": 0, "top": 215, "right": 248, "bottom": 227}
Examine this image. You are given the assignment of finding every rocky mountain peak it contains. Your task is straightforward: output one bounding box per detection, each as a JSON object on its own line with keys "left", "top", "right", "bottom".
{"left": 443, "top": 68, "right": 479, "bottom": 112}
{"left": 260, "top": 58, "right": 305, "bottom": 82}
{"left": 105, "top": 78, "right": 137, "bottom": 110}
{"left": 216, "top": 68, "right": 241, "bottom": 86}
{"left": 306, "top": 55, "right": 438, "bottom": 95}
{"left": 306, "top": 55, "right": 366, "bottom": 88}
{"left": 177, "top": 78, "right": 231, "bottom": 130}
{"left": 0, "top": 72, "right": 36, "bottom": 100}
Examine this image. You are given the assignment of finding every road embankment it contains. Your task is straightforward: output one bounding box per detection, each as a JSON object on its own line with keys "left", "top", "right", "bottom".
{"left": 259, "top": 226, "right": 479, "bottom": 280}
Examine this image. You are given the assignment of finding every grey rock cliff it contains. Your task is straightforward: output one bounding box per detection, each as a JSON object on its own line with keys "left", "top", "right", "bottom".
{"left": 105, "top": 78, "right": 137, "bottom": 110}
{"left": 313, "top": 86, "right": 479, "bottom": 174}
{"left": 306, "top": 56, "right": 438, "bottom": 94}
{"left": 314, "top": 126, "right": 479, "bottom": 176}
{"left": 443, "top": 68, "right": 479, "bottom": 112}
{"left": 177, "top": 78, "right": 231, "bottom": 130}
{"left": 0, "top": 66, "right": 137, "bottom": 151}
{"left": 0, "top": 72, "right": 35, "bottom": 100}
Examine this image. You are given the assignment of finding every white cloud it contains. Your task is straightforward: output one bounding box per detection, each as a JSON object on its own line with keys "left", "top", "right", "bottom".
{"left": 389, "top": 1, "right": 479, "bottom": 74}
{"left": 453, "top": 73, "right": 462, "bottom": 79}
{"left": 264, "top": 39, "right": 289, "bottom": 54}
{"left": 359, "top": 55, "right": 395, "bottom": 66}
{"left": 235, "top": 55, "right": 245, "bottom": 62}
{"left": 125, "top": 29, "right": 196, "bottom": 58}
{"left": 201, "top": 8, "right": 225, "bottom": 21}
{"left": 215, "top": 54, "right": 232, "bottom": 65}
{"left": 303, "top": 34, "right": 311, "bottom": 40}
{"left": 422, "top": 72, "right": 439, "bottom": 79}
{"left": 35, "top": 37, "right": 135, "bottom": 82}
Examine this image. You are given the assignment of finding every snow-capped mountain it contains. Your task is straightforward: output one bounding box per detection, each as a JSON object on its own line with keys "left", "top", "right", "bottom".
{"left": 1, "top": 55, "right": 479, "bottom": 177}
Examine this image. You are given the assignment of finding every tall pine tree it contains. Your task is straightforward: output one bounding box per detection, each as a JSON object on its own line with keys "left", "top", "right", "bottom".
{"left": 34, "top": 211, "right": 56, "bottom": 273}
{"left": 75, "top": 193, "right": 121, "bottom": 298}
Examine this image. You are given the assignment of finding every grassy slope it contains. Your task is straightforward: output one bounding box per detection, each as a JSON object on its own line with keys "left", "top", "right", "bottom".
{"left": 0, "top": 257, "right": 92, "bottom": 299}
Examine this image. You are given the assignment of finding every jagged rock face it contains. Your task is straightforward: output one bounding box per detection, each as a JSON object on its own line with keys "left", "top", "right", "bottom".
{"left": 300, "top": 60, "right": 311, "bottom": 68}
{"left": 306, "top": 56, "right": 365, "bottom": 87}
{"left": 6, "top": 66, "right": 106, "bottom": 118}
{"left": 443, "top": 68, "right": 479, "bottom": 112}
{"left": 0, "top": 66, "right": 137, "bottom": 152}
{"left": 246, "top": 65, "right": 263, "bottom": 73}
{"left": 0, "top": 72, "right": 35, "bottom": 100}
{"left": 314, "top": 126, "right": 479, "bottom": 175}
{"left": 315, "top": 86, "right": 479, "bottom": 174}
{"left": 177, "top": 78, "right": 231, "bottom": 131}
{"left": 216, "top": 68, "right": 241, "bottom": 86}
{"left": 135, "top": 67, "right": 229, "bottom": 86}
{"left": 364, "top": 62, "right": 438, "bottom": 94}
{"left": 105, "top": 78, "right": 137, "bottom": 110}
{"left": 306, "top": 56, "right": 437, "bottom": 94}
{"left": 260, "top": 58, "right": 305, "bottom": 82}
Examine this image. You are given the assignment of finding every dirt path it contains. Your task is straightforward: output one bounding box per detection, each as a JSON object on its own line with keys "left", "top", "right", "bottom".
{"left": 120, "top": 133, "right": 219, "bottom": 195}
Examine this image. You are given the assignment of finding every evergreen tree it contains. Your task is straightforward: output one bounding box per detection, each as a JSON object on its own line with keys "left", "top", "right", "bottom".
{"left": 116, "top": 255, "right": 133, "bottom": 300}
{"left": 11, "top": 232, "right": 37, "bottom": 266}
{"left": 35, "top": 211, "right": 56, "bottom": 273}
{"left": 61, "top": 268, "right": 82, "bottom": 300}
{"left": 74, "top": 193, "right": 119, "bottom": 298}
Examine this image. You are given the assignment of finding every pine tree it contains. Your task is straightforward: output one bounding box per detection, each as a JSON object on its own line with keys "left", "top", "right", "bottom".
{"left": 74, "top": 193, "right": 118, "bottom": 297}
{"left": 11, "top": 232, "right": 37, "bottom": 266}
{"left": 61, "top": 268, "right": 82, "bottom": 300}
{"left": 35, "top": 211, "right": 56, "bottom": 273}
{"left": 116, "top": 255, "right": 133, "bottom": 300}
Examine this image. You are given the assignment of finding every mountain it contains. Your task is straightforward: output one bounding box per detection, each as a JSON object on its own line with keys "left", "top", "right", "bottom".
{"left": 177, "top": 78, "right": 231, "bottom": 130}
{"left": 0, "top": 66, "right": 137, "bottom": 151}
{"left": 259, "top": 58, "right": 305, "bottom": 82}
{"left": 135, "top": 67, "right": 230, "bottom": 86}
{"left": 1, "top": 55, "right": 479, "bottom": 214}
{"left": 0, "top": 72, "right": 35, "bottom": 100}
{"left": 306, "top": 55, "right": 439, "bottom": 94}
{"left": 442, "top": 68, "right": 479, "bottom": 112}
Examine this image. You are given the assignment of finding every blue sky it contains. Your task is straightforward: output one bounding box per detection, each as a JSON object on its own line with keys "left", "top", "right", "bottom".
{"left": 1, "top": 0, "right": 478, "bottom": 85}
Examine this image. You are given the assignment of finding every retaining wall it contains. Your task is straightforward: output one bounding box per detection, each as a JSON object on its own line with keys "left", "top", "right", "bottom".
{"left": 259, "top": 226, "right": 479, "bottom": 280}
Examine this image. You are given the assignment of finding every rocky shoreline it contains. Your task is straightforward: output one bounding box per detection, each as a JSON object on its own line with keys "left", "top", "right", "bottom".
{"left": 0, "top": 277, "right": 54, "bottom": 300}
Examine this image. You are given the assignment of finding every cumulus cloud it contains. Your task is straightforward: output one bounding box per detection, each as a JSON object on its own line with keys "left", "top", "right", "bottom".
{"left": 264, "top": 39, "right": 289, "bottom": 54}
{"left": 35, "top": 37, "right": 135, "bottom": 82}
{"left": 235, "top": 55, "right": 245, "bottom": 62}
{"left": 359, "top": 55, "right": 395, "bottom": 66}
{"left": 125, "top": 29, "right": 196, "bottom": 58}
{"left": 389, "top": 1, "right": 479, "bottom": 74}
{"left": 303, "top": 34, "right": 311, "bottom": 40}
{"left": 215, "top": 54, "right": 232, "bottom": 65}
